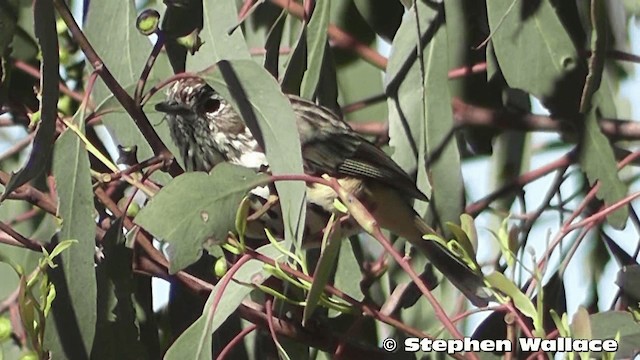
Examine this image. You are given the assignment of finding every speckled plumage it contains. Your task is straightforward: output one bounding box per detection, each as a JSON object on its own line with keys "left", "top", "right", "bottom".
{"left": 156, "top": 78, "right": 492, "bottom": 307}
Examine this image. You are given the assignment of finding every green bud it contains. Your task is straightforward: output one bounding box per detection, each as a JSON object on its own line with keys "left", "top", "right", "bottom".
{"left": 214, "top": 257, "right": 228, "bottom": 278}
{"left": 117, "top": 198, "right": 140, "bottom": 218}
{"left": 176, "top": 28, "right": 204, "bottom": 55}
{"left": 136, "top": 9, "right": 160, "bottom": 36}
{"left": 0, "top": 316, "right": 11, "bottom": 341}
{"left": 126, "top": 202, "right": 140, "bottom": 218}
{"left": 19, "top": 352, "right": 38, "bottom": 360}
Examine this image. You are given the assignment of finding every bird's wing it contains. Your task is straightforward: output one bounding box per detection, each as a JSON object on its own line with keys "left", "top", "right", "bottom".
{"left": 302, "top": 133, "right": 428, "bottom": 201}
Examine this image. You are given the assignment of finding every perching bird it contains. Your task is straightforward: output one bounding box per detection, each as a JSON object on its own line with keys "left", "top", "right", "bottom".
{"left": 155, "top": 77, "right": 491, "bottom": 307}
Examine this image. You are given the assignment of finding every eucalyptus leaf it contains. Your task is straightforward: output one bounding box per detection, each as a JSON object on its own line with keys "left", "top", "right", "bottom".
{"left": 186, "top": 0, "right": 250, "bottom": 72}
{"left": 486, "top": 0, "right": 582, "bottom": 113}
{"left": 0, "top": 0, "right": 58, "bottom": 201}
{"left": 590, "top": 311, "right": 640, "bottom": 358}
{"left": 46, "top": 127, "right": 98, "bottom": 358}
{"left": 134, "top": 163, "right": 268, "bottom": 273}
{"left": 299, "top": 0, "right": 331, "bottom": 99}
{"left": 578, "top": 107, "right": 628, "bottom": 228}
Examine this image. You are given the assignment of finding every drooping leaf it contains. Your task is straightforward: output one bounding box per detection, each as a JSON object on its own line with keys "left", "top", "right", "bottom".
{"left": 91, "top": 218, "right": 147, "bottom": 359}
{"left": 578, "top": 106, "right": 628, "bottom": 228}
{"left": 385, "top": 1, "right": 439, "bottom": 192}
{"left": 134, "top": 163, "right": 268, "bottom": 273}
{"left": 303, "top": 217, "right": 341, "bottom": 325}
{"left": 299, "top": 0, "right": 331, "bottom": 99}
{"left": 0, "top": 0, "right": 57, "bottom": 201}
{"left": 46, "top": 126, "right": 98, "bottom": 358}
{"left": 332, "top": 238, "right": 364, "bottom": 306}
{"left": 421, "top": 20, "right": 464, "bottom": 232}
{"left": 161, "top": 0, "right": 203, "bottom": 73}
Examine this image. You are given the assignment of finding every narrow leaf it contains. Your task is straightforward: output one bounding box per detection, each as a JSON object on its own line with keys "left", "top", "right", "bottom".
{"left": 1, "top": 0, "right": 58, "bottom": 201}
{"left": 46, "top": 127, "right": 98, "bottom": 357}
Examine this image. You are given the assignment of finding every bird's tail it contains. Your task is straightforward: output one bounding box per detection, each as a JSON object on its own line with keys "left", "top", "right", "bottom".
{"left": 410, "top": 215, "right": 492, "bottom": 307}
{"left": 367, "top": 183, "right": 492, "bottom": 307}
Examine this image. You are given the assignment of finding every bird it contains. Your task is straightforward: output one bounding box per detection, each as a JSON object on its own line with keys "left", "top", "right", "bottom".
{"left": 155, "top": 77, "right": 492, "bottom": 307}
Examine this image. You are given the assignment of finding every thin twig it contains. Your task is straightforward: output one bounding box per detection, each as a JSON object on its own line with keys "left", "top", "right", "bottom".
{"left": 52, "top": 0, "right": 182, "bottom": 177}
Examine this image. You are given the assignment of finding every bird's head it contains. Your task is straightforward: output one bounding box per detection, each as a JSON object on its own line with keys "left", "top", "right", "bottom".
{"left": 155, "top": 78, "right": 261, "bottom": 172}
{"left": 155, "top": 78, "right": 229, "bottom": 120}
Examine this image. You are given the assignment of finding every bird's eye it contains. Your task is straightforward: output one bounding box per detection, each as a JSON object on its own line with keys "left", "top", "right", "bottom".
{"left": 202, "top": 98, "right": 221, "bottom": 113}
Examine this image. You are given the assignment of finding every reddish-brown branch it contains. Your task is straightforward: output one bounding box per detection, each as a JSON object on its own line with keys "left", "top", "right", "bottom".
{"left": 52, "top": 0, "right": 182, "bottom": 177}
{"left": 12, "top": 59, "right": 86, "bottom": 104}
{"left": 466, "top": 150, "right": 577, "bottom": 216}
{"left": 216, "top": 323, "right": 257, "bottom": 360}
{"left": 0, "top": 171, "right": 58, "bottom": 215}
{"left": 349, "top": 99, "right": 640, "bottom": 141}
{"left": 448, "top": 62, "right": 487, "bottom": 79}
{"left": 0, "top": 221, "right": 44, "bottom": 252}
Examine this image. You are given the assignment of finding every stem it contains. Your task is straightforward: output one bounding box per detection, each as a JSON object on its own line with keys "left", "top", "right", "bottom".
{"left": 52, "top": 0, "right": 183, "bottom": 177}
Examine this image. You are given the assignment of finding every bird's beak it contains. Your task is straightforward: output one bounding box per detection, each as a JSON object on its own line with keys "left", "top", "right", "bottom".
{"left": 155, "top": 100, "right": 191, "bottom": 115}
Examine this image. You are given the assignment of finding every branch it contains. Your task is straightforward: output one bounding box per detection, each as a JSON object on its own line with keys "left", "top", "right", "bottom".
{"left": 52, "top": 0, "right": 183, "bottom": 177}
{"left": 350, "top": 99, "right": 640, "bottom": 141}
{"left": 452, "top": 98, "right": 640, "bottom": 141}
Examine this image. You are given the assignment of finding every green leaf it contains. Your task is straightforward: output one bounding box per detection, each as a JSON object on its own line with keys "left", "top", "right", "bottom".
{"left": 186, "top": 0, "right": 250, "bottom": 72}
{"left": 0, "top": 316, "right": 11, "bottom": 342}
{"left": 460, "top": 214, "right": 478, "bottom": 251}
{"left": 486, "top": 0, "right": 579, "bottom": 102}
{"left": 486, "top": 272, "right": 543, "bottom": 334}
{"left": 160, "top": 0, "right": 203, "bottom": 72}
{"left": 578, "top": 106, "right": 628, "bottom": 228}
{"left": 445, "top": 221, "right": 477, "bottom": 264}
{"left": 92, "top": 219, "right": 147, "bottom": 360}
{"left": 281, "top": 27, "right": 307, "bottom": 96}
{"left": 571, "top": 306, "right": 592, "bottom": 360}
{"left": 388, "top": 2, "right": 464, "bottom": 229}
{"left": 335, "top": 54, "right": 387, "bottom": 123}
{"left": 202, "top": 59, "right": 307, "bottom": 250}
{"left": 332, "top": 238, "right": 364, "bottom": 304}
{"left": 134, "top": 163, "right": 268, "bottom": 273}
{"left": 164, "top": 244, "right": 280, "bottom": 360}
{"left": 46, "top": 127, "right": 98, "bottom": 357}
{"left": 384, "top": 1, "right": 439, "bottom": 199}
{"left": 590, "top": 311, "right": 640, "bottom": 358}
{"left": 299, "top": 0, "right": 331, "bottom": 99}
{"left": 47, "top": 239, "right": 77, "bottom": 260}
{"left": 0, "top": 0, "right": 58, "bottom": 201}
{"left": 303, "top": 216, "right": 341, "bottom": 325}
